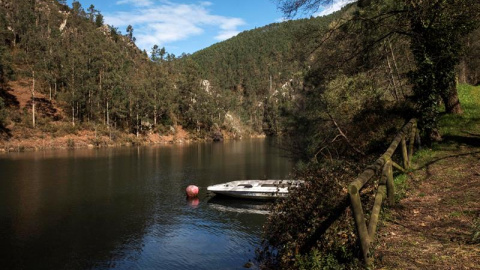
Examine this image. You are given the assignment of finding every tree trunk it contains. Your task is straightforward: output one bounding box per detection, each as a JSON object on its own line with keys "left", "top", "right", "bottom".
{"left": 106, "top": 99, "right": 109, "bottom": 126}
{"left": 442, "top": 84, "right": 463, "bottom": 114}
{"left": 154, "top": 108, "right": 157, "bottom": 126}
{"left": 32, "top": 71, "right": 35, "bottom": 128}
{"left": 71, "top": 99, "right": 75, "bottom": 126}
{"left": 136, "top": 112, "right": 139, "bottom": 138}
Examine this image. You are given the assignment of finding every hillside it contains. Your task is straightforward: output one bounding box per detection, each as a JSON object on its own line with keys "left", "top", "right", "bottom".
{"left": 190, "top": 10, "right": 345, "bottom": 134}
{"left": 0, "top": 0, "right": 350, "bottom": 148}
{"left": 0, "top": 0, "right": 253, "bottom": 149}
{"left": 0, "top": 0, "right": 479, "bottom": 153}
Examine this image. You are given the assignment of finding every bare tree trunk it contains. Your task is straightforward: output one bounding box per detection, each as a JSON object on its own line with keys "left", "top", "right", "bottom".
{"left": 388, "top": 40, "right": 406, "bottom": 98}
{"left": 71, "top": 100, "right": 75, "bottom": 127}
{"left": 106, "top": 99, "right": 110, "bottom": 126}
{"left": 154, "top": 108, "right": 157, "bottom": 126}
{"left": 384, "top": 42, "right": 399, "bottom": 100}
{"left": 88, "top": 87, "right": 91, "bottom": 122}
{"left": 154, "top": 92, "right": 157, "bottom": 126}
{"left": 32, "top": 71, "right": 36, "bottom": 128}
{"left": 136, "top": 111, "right": 139, "bottom": 138}
{"left": 71, "top": 64, "right": 75, "bottom": 127}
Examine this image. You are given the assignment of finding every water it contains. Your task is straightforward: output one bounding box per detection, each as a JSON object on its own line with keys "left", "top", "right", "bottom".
{"left": 0, "top": 139, "right": 292, "bottom": 269}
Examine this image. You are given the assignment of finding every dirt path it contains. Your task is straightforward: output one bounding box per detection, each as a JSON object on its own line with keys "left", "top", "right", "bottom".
{"left": 375, "top": 141, "right": 480, "bottom": 269}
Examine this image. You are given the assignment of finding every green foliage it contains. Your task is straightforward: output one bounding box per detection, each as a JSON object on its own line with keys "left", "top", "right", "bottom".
{"left": 393, "top": 174, "right": 409, "bottom": 202}
{"left": 294, "top": 248, "right": 348, "bottom": 270}
{"left": 191, "top": 12, "right": 343, "bottom": 134}
{"left": 405, "top": 0, "right": 480, "bottom": 140}
{"left": 0, "top": 0, "right": 224, "bottom": 137}
{"left": 257, "top": 162, "right": 363, "bottom": 269}
{"left": 0, "top": 97, "right": 6, "bottom": 126}
{"left": 95, "top": 13, "right": 104, "bottom": 27}
{"left": 66, "top": 138, "right": 75, "bottom": 148}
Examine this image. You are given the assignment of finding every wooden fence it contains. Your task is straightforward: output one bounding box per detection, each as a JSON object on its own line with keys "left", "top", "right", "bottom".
{"left": 348, "top": 119, "right": 418, "bottom": 266}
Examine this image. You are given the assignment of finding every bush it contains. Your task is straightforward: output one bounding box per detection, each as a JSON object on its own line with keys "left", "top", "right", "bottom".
{"left": 295, "top": 249, "right": 348, "bottom": 270}
{"left": 0, "top": 96, "right": 6, "bottom": 126}
{"left": 54, "top": 122, "right": 79, "bottom": 136}
{"left": 66, "top": 138, "right": 75, "bottom": 149}
{"left": 257, "top": 162, "right": 364, "bottom": 269}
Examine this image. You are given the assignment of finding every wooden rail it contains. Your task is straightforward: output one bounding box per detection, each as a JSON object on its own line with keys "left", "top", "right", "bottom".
{"left": 348, "top": 119, "right": 418, "bottom": 266}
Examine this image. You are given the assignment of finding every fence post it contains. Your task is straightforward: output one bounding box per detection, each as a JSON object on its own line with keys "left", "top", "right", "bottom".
{"left": 408, "top": 121, "right": 417, "bottom": 168}
{"left": 385, "top": 160, "right": 395, "bottom": 205}
{"left": 348, "top": 185, "right": 371, "bottom": 264}
{"left": 368, "top": 185, "right": 386, "bottom": 239}
{"left": 348, "top": 119, "right": 418, "bottom": 267}
{"left": 401, "top": 136, "right": 408, "bottom": 170}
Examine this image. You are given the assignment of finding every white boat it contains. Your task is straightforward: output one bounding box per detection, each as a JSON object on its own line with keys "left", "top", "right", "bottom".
{"left": 207, "top": 180, "right": 304, "bottom": 200}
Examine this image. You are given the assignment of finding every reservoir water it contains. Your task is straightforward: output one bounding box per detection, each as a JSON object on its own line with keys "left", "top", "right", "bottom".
{"left": 0, "top": 139, "right": 292, "bottom": 269}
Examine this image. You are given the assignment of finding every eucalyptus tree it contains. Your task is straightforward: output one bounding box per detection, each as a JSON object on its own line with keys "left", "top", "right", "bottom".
{"left": 126, "top": 25, "right": 135, "bottom": 43}
{"left": 87, "top": 5, "right": 97, "bottom": 22}
{"left": 71, "top": 1, "right": 85, "bottom": 17}
{"left": 95, "top": 13, "right": 104, "bottom": 27}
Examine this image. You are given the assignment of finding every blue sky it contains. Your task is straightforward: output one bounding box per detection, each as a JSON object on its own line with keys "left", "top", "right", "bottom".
{"left": 66, "top": 0, "right": 353, "bottom": 56}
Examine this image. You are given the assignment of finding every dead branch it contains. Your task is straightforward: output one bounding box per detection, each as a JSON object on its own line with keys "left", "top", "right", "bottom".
{"left": 327, "top": 112, "right": 366, "bottom": 156}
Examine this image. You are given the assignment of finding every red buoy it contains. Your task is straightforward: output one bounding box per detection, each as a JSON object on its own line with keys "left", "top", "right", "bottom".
{"left": 186, "top": 185, "right": 199, "bottom": 198}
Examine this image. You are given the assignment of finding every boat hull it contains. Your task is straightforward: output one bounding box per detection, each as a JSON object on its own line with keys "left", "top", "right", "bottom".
{"left": 207, "top": 180, "right": 304, "bottom": 200}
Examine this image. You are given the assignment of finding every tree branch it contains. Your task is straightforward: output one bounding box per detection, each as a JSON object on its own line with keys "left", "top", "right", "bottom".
{"left": 327, "top": 112, "right": 365, "bottom": 156}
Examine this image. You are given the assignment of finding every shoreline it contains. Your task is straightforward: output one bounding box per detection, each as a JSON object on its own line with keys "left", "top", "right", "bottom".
{"left": 0, "top": 132, "right": 268, "bottom": 154}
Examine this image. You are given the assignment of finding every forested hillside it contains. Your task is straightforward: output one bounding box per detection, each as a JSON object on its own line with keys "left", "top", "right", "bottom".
{"left": 0, "top": 0, "right": 350, "bottom": 148}
{"left": 190, "top": 13, "right": 343, "bottom": 133}
{"left": 0, "top": 0, "right": 240, "bottom": 148}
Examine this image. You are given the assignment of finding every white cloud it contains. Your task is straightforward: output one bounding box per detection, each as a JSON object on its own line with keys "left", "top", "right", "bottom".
{"left": 215, "top": 30, "right": 240, "bottom": 41}
{"left": 316, "top": 0, "right": 355, "bottom": 17}
{"left": 199, "top": 1, "right": 213, "bottom": 7}
{"left": 116, "top": 0, "right": 153, "bottom": 7}
{"left": 104, "top": 1, "right": 246, "bottom": 53}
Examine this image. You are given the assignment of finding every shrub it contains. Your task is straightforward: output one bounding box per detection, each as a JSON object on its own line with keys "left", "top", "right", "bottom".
{"left": 0, "top": 97, "right": 6, "bottom": 126}
{"left": 67, "top": 138, "right": 75, "bottom": 149}
{"left": 257, "top": 162, "right": 365, "bottom": 269}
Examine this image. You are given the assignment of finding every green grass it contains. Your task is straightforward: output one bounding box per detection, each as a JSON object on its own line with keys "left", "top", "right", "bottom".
{"left": 393, "top": 173, "right": 409, "bottom": 202}
{"left": 410, "top": 148, "right": 436, "bottom": 163}
{"left": 438, "top": 84, "right": 480, "bottom": 137}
